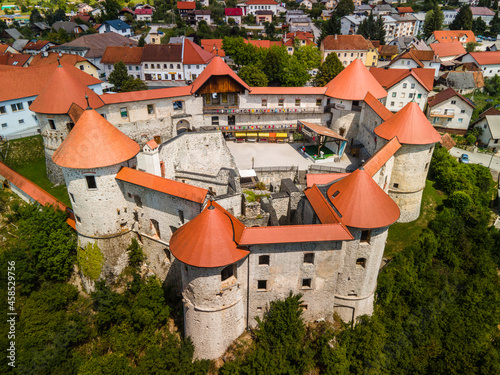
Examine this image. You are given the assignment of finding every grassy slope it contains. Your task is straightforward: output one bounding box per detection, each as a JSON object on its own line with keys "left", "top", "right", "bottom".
{"left": 1, "top": 135, "right": 71, "bottom": 207}
{"left": 384, "top": 179, "right": 445, "bottom": 258}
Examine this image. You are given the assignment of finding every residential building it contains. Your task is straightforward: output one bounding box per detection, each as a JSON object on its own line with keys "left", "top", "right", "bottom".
{"left": 135, "top": 8, "right": 153, "bottom": 21}
{"left": 256, "top": 10, "right": 273, "bottom": 25}
{"left": 283, "top": 31, "right": 316, "bottom": 55}
{"left": 30, "top": 22, "right": 51, "bottom": 36}
{"left": 370, "top": 67, "right": 435, "bottom": 112}
{"left": 427, "top": 30, "right": 476, "bottom": 46}
{"left": 182, "top": 39, "right": 215, "bottom": 81}
{"left": 118, "top": 7, "right": 135, "bottom": 21}
{"left": 142, "top": 44, "right": 183, "bottom": 81}
{"left": 429, "top": 42, "right": 466, "bottom": 63}
{"left": 29, "top": 52, "right": 99, "bottom": 78}
{"left": 412, "top": 12, "right": 425, "bottom": 36}
{"left": 321, "top": 34, "right": 378, "bottom": 67}
{"left": 437, "top": 71, "right": 484, "bottom": 95}
{"left": 473, "top": 115, "right": 500, "bottom": 149}
{"left": 98, "top": 20, "right": 133, "bottom": 37}
{"left": 388, "top": 36, "right": 418, "bottom": 53}
{"left": 101, "top": 46, "right": 143, "bottom": 79}
{"left": 443, "top": 10, "right": 458, "bottom": 26}
{"left": 194, "top": 10, "right": 212, "bottom": 24}
{"left": 225, "top": 8, "right": 243, "bottom": 24}
{"left": 340, "top": 15, "right": 366, "bottom": 35}
{"left": 378, "top": 44, "right": 398, "bottom": 60}
{"left": 461, "top": 51, "right": 500, "bottom": 78}
{"left": 0, "top": 53, "right": 31, "bottom": 67}
{"left": 177, "top": 1, "right": 196, "bottom": 16}
{"left": 396, "top": 7, "right": 414, "bottom": 15}
{"left": 388, "top": 49, "right": 441, "bottom": 77}
{"left": 1, "top": 28, "right": 22, "bottom": 40}
{"left": 22, "top": 40, "right": 53, "bottom": 55}
{"left": 286, "top": 10, "right": 305, "bottom": 23}
{"left": 297, "top": 0, "right": 317, "bottom": 10}
{"left": 427, "top": 88, "right": 475, "bottom": 134}
{"left": 0, "top": 44, "right": 19, "bottom": 55}
{"left": 244, "top": 0, "right": 279, "bottom": 16}
{"left": 471, "top": 7, "right": 495, "bottom": 25}
{"left": 53, "top": 21, "right": 88, "bottom": 35}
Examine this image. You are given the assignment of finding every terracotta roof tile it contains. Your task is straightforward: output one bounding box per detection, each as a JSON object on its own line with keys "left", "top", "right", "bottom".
{"left": 182, "top": 39, "right": 215, "bottom": 65}
{"left": 427, "top": 87, "right": 475, "bottom": 108}
{"left": 325, "top": 59, "right": 387, "bottom": 100}
{"left": 0, "top": 63, "right": 101, "bottom": 102}
{"left": 362, "top": 137, "right": 401, "bottom": 176}
{"left": 397, "top": 6, "right": 413, "bottom": 13}
{"left": 392, "top": 49, "right": 436, "bottom": 67}
{"left": 468, "top": 51, "right": 500, "bottom": 66}
{"left": 249, "top": 87, "right": 325, "bottom": 95}
{"left": 201, "top": 39, "right": 225, "bottom": 57}
{"left": 146, "top": 139, "right": 158, "bottom": 149}
{"left": 0, "top": 161, "right": 67, "bottom": 212}
{"left": 378, "top": 44, "right": 398, "bottom": 56}
{"left": 190, "top": 56, "right": 250, "bottom": 94}
{"left": 30, "top": 65, "right": 104, "bottom": 114}
{"left": 177, "top": 1, "right": 196, "bottom": 9}
{"left": 53, "top": 109, "right": 140, "bottom": 169}
{"left": 304, "top": 184, "right": 342, "bottom": 223}
{"left": 100, "top": 85, "right": 192, "bottom": 104}
{"left": 306, "top": 173, "right": 349, "bottom": 187}
{"left": 244, "top": 39, "right": 283, "bottom": 48}
{"left": 363, "top": 92, "right": 393, "bottom": 121}
{"left": 23, "top": 40, "right": 50, "bottom": 51}
{"left": 322, "top": 35, "right": 375, "bottom": 51}
{"left": 375, "top": 102, "right": 441, "bottom": 145}
{"left": 0, "top": 53, "right": 30, "bottom": 66}
{"left": 225, "top": 8, "right": 243, "bottom": 16}
{"left": 116, "top": 167, "right": 208, "bottom": 203}
{"left": 369, "top": 67, "right": 435, "bottom": 91}
{"left": 432, "top": 30, "right": 476, "bottom": 44}
{"left": 101, "top": 46, "right": 143, "bottom": 65}
{"left": 439, "top": 133, "right": 456, "bottom": 150}
{"left": 430, "top": 42, "right": 466, "bottom": 57}
{"left": 169, "top": 201, "right": 249, "bottom": 267}
{"left": 142, "top": 44, "right": 182, "bottom": 62}
{"left": 29, "top": 52, "right": 95, "bottom": 68}
{"left": 479, "top": 107, "right": 500, "bottom": 118}
{"left": 326, "top": 168, "right": 400, "bottom": 228}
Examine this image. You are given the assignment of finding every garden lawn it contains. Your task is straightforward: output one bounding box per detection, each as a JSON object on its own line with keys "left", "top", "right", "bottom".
{"left": 304, "top": 145, "right": 334, "bottom": 159}
{"left": 384, "top": 179, "right": 445, "bottom": 258}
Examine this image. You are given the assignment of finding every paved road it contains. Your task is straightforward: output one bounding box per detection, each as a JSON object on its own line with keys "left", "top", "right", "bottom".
{"left": 449, "top": 147, "right": 500, "bottom": 172}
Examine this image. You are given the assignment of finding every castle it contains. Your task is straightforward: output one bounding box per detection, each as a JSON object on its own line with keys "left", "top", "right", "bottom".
{"left": 29, "top": 57, "right": 440, "bottom": 360}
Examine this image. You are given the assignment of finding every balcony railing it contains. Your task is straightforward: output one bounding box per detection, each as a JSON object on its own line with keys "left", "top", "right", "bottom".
{"left": 203, "top": 107, "right": 324, "bottom": 115}
{"left": 430, "top": 111, "right": 454, "bottom": 118}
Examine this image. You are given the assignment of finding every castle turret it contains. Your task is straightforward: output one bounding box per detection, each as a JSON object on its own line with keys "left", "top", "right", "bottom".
{"left": 52, "top": 108, "right": 140, "bottom": 286}
{"left": 30, "top": 63, "right": 104, "bottom": 184}
{"left": 169, "top": 201, "right": 250, "bottom": 360}
{"left": 375, "top": 102, "right": 441, "bottom": 222}
{"left": 326, "top": 168, "right": 400, "bottom": 321}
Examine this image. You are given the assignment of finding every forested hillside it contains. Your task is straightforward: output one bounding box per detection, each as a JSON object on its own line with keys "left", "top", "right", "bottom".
{"left": 1, "top": 146, "right": 499, "bottom": 374}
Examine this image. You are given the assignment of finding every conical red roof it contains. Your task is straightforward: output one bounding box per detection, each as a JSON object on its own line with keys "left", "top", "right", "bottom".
{"left": 325, "top": 59, "right": 387, "bottom": 100}
{"left": 190, "top": 55, "right": 250, "bottom": 94}
{"left": 169, "top": 201, "right": 250, "bottom": 268}
{"left": 52, "top": 109, "right": 140, "bottom": 169}
{"left": 30, "top": 64, "right": 104, "bottom": 114}
{"left": 327, "top": 169, "right": 400, "bottom": 229}
{"left": 374, "top": 102, "right": 441, "bottom": 145}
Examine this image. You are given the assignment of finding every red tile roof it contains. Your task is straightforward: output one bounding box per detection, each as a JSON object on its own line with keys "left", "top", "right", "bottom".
{"left": 101, "top": 46, "right": 143, "bottom": 65}
{"left": 326, "top": 169, "right": 400, "bottom": 228}
{"left": 225, "top": 8, "right": 243, "bottom": 16}
{"left": 439, "top": 133, "right": 456, "bottom": 150}
{"left": 378, "top": 44, "right": 398, "bottom": 56}
{"left": 322, "top": 35, "right": 375, "bottom": 51}
{"left": 0, "top": 53, "right": 30, "bottom": 66}
{"left": 100, "top": 85, "right": 192, "bottom": 104}
{"left": 29, "top": 52, "right": 95, "bottom": 68}
{"left": 249, "top": 87, "right": 326, "bottom": 95}
{"left": 135, "top": 8, "right": 153, "bottom": 15}
{"left": 177, "top": 1, "right": 196, "bottom": 10}
{"left": 304, "top": 184, "right": 343, "bottom": 223}
{"left": 23, "top": 40, "right": 50, "bottom": 51}
{"left": 468, "top": 51, "right": 500, "bottom": 66}
{"left": 146, "top": 139, "right": 158, "bottom": 149}
{"left": 183, "top": 39, "right": 215, "bottom": 65}
{"left": 325, "top": 59, "right": 387, "bottom": 100}
{"left": 201, "top": 39, "right": 226, "bottom": 57}
{"left": 0, "top": 63, "right": 101, "bottom": 102}
{"left": 369, "top": 67, "right": 435, "bottom": 91}
{"left": 300, "top": 121, "right": 346, "bottom": 140}
{"left": 246, "top": 0, "right": 277, "bottom": 4}
{"left": 479, "top": 107, "right": 500, "bottom": 118}
{"left": 362, "top": 137, "right": 401, "bottom": 177}
{"left": 397, "top": 6, "right": 413, "bottom": 13}
{"left": 392, "top": 50, "right": 436, "bottom": 67}
{"left": 375, "top": 102, "right": 441, "bottom": 145}
{"left": 142, "top": 44, "right": 182, "bottom": 62}
{"left": 363, "top": 92, "right": 393, "bottom": 121}
{"left": 244, "top": 39, "right": 283, "bottom": 48}
{"left": 30, "top": 65, "right": 104, "bottom": 114}
{"left": 306, "top": 173, "right": 349, "bottom": 188}
{"left": 285, "top": 31, "right": 314, "bottom": 39}
{"left": 430, "top": 42, "right": 466, "bottom": 58}
{"left": 238, "top": 223, "right": 353, "bottom": 245}
{"left": 427, "top": 87, "right": 475, "bottom": 108}
{"left": 0, "top": 45, "right": 10, "bottom": 54}
{"left": 116, "top": 167, "right": 208, "bottom": 204}
{"left": 0, "top": 161, "right": 67, "bottom": 212}
{"left": 190, "top": 55, "right": 250, "bottom": 94}
{"left": 432, "top": 30, "right": 476, "bottom": 44}
{"left": 52, "top": 109, "right": 140, "bottom": 169}
{"left": 169, "top": 201, "right": 249, "bottom": 267}
{"left": 56, "top": 32, "right": 138, "bottom": 59}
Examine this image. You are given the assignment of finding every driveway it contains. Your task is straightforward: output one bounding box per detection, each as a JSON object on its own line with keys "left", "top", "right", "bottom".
{"left": 449, "top": 147, "right": 500, "bottom": 172}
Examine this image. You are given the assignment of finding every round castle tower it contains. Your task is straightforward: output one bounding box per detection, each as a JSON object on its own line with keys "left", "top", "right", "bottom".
{"left": 29, "top": 64, "right": 104, "bottom": 185}
{"left": 375, "top": 102, "right": 441, "bottom": 223}
{"left": 169, "top": 201, "right": 250, "bottom": 360}
{"left": 326, "top": 168, "right": 400, "bottom": 322}
{"left": 52, "top": 108, "right": 140, "bottom": 288}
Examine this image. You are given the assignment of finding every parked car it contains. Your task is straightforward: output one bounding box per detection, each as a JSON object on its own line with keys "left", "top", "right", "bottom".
{"left": 459, "top": 154, "right": 469, "bottom": 164}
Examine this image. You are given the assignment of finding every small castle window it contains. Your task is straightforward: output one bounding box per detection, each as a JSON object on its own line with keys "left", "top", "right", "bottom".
{"left": 66, "top": 122, "right": 74, "bottom": 131}
{"left": 69, "top": 193, "right": 75, "bottom": 203}
{"left": 221, "top": 93, "right": 228, "bottom": 103}
{"left": 259, "top": 255, "right": 270, "bottom": 265}
{"left": 75, "top": 215, "right": 81, "bottom": 223}
{"left": 302, "top": 278, "right": 312, "bottom": 288}
{"left": 85, "top": 176, "right": 97, "bottom": 189}
{"left": 151, "top": 219, "right": 160, "bottom": 238}
{"left": 393, "top": 183, "right": 399, "bottom": 188}
{"left": 261, "top": 99, "right": 267, "bottom": 106}
{"left": 147, "top": 104, "right": 154, "bottom": 114}
{"left": 278, "top": 99, "right": 284, "bottom": 107}
{"left": 425, "top": 162, "right": 429, "bottom": 171}
{"left": 295, "top": 98, "right": 301, "bottom": 106}
{"left": 299, "top": 304, "right": 308, "bottom": 310}
{"left": 360, "top": 230, "right": 371, "bottom": 243}
{"left": 256, "top": 306, "right": 262, "bottom": 312}
{"left": 356, "top": 258, "right": 366, "bottom": 268}
{"left": 316, "top": 98, "right": 322, "bottom": 106}
{"left": 304, "top": 253, "right": 315, "bottom": 264}
{"left": 173, "top": 101, "right": 183, "bottom": 110}
{"left": 178, "top": 209, "right": 184, "bottom": 224}
{"left": 257, "top": 280, "right": 267, "bottom": 290}
{"left": 120, "top": 107, "right": 128, "bottom": 118}
{"left": 48, "top": 119, "right": 56, "bottom": 130}
{"left": 221, "top": 264, "right": 235, "bottom": 281}
{"left": 164, "top": 248, "right": 171, "bottom": 262}
{"left": 212, "top": 116, "right": 219, "bottom": 126}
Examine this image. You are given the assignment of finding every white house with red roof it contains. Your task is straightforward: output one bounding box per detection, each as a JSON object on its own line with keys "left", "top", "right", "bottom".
{"left": 22, "top": 40, "right": 54, "bottom": 55}
{"left": 427, "top": 87, "right": 475, "bottom": 133}
{"left": 283, "top": 31, "right": 316, "bottom": 55}
{"left": 225, "top": 8, "right": 243, "bottom": 24}
{"left": 242, "top": 0, "right": 279, "bottom": 16}
{"left": 135, "top": 8, "right": 153, "bottom": 21}
{"left": 461, "top": 51, "right": 500, "bottom": 78}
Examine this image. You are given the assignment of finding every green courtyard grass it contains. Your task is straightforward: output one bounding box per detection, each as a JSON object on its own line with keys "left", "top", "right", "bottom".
{"left": 384, "top": 179, "right": 445, "bottom": 258}
{"left": 304, "top": 145, "right": 334, "bottom": 159}
{"left": 2, "top": 135, "right": 71, "bottom": 207}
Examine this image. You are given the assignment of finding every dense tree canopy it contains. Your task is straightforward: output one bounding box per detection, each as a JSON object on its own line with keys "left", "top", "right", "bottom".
{"left": 450, "top": 5, "right": 473, "bottom": 31}
{"left": 314, "top": 52, "right": 344, "bottom": 87}
{"left": 358, "top": 13, "right": 386, "bottom": 45}
{"left": 423, "top": 5, "right": 444, "bottom": 39}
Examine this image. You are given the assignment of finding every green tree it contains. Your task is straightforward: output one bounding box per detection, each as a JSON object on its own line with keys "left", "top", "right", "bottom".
{"left": 335, "top": 0, "right": 354, "bottom": 18}
{"left": 314, "top": 52, "right": 344, "bottom": 86}
{"left": 495, "top": 0, "right": 499, "bottom": 11}
{"left": 138, "top": 34, "right": 146, "bottom": 47}
{"left": 466, "top": 41, "right": 480, "bottom": 52}
{"left": 101, "top": 0, "right": 121, "bottom": 22}
{"left": 30, "top": 8, "right": 43, "bottom": 24}
{"left": 222, "top": 36, "right": 257, "bottom": 67}
{"left": 121, "top": 77, "right": 148, "bottom": 92}
{"left": 450, "top": 5, "right": 473, "bottom": 31}
{"left": 359, "top": 13, "right": 386, "bottom": 45}
{"left": 319, "top": 11, "right": 341, "bottom": 43}
{"left": 281, "top": 56, "right": 312, "bottom": 86}
{"left": 263, "top": 21, "right": 276, "bottom": 39}
{"left": 473, "top": 16, "right": 487, "bottom": 34}
{"left": 478, "top": 0, "right": 491, "bottom": 6}
{"left": 491, "top": 11, "right": 500, "bottom": 34}
{"left": 423, "top": 5, "right": 444, "bottom": 38}
{"left": 238, "top": 65, "right": 269, "bottom": 86}
{"left": 293, "top": 44, "right": 321, "bottom": 71}
{"left": 108, "top": 61, "right": 147, "bottom": 92}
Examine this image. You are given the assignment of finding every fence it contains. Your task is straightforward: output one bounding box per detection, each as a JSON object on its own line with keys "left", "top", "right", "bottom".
{"left": 2, "top": 130, "right": 41, "bottom": 141}
{"left": 254, "top": 166, "right": 299, "bottom": 173}
{"left": 308, "top": 165, "right": 352, "bottom": 174}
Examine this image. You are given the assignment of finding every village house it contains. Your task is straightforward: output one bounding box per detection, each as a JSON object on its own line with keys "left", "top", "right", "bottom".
{"left": 340, "top": 15, "right": 366, "bottom": 35}
{"left": 225, "top": 8, "right": 243, "bottom": 24}
{"left": 135, "top": 8, "right": 153, "bottom": 22}
{"left": 470, "top": 7, "right": 495, "bottom": 25}
{"left": 283, "top": 31, "right": 316, "bottom": 55}
{"left": 242, "top": 0, "right": 279, "bottom": 16}
{"left": 473, "top": 115, "right": 500, "bottom": 150}
{"left": 427, "top": 30, "right": 476, "bottom": 46}
{"left": 98, "top": 20, "right": 133, "bottom": 38}
{"left": 141, "top": 44, "right": 183, "bottom": 81}
{"left": 388, "top": 49, "right": 441, "bottom": 77}
{"left": 0, "top": 53, "right": 31, "bottom": 67}
{"left": 427, "top": 87, "right": 475, "bottom": 134}
{"left": 22, "top": 40, "right": 54, "bottom": 55}
{"left": 194, "top": 10, "right": 212, "bottom": 25}
{"left": 460, "top": 51, "right": 500, "bottom": 78}
{"left": 255, "top": 10, "right": 273, "bottom": 25}
{"left": 436, "top": 71, "right": 484, "bottom": 95}
{"left": 321, "top": 34, "right": 378, "bottom": 67}
{"left": 53, "top": 21, "right": 88, "bottom": 36}
{"left": 177, "top": 1, "right": 196, "bottom": 17}
{"left": 29, "top": 52, "right": 99, "bottom": 78}
{"left": 429, "top": 42, "right": 466, "bottom": 64}
{"left": 101, "top": 46, "right": 143, "bottom": 80}
{"left": 118, "top": 7, "right": 135, "bottom": 21}
{"left": 370, "top": 67, "right": 434, "bottom": 112}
